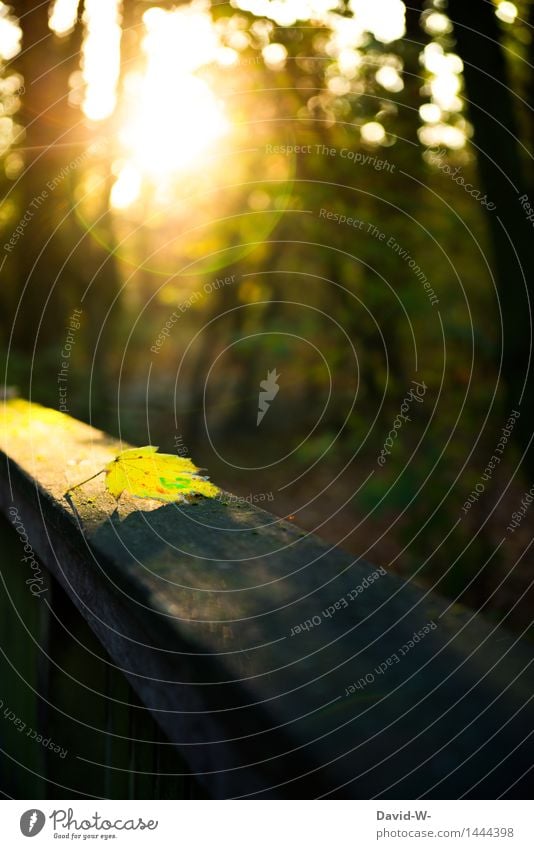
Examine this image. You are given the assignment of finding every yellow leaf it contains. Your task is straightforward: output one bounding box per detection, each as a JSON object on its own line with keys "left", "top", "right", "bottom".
{"left": 105, "top": 445, "right": 220, "bottom": 501}
{"left": 68, "top": 445, "right": 220, "bottom": 503}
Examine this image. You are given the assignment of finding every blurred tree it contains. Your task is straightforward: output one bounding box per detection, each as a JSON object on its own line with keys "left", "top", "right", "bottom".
{"left": 449, "top": 0, "right": 534, "bottom": 479}
{"left": 6, "top": 0, "right": 120, "bottom": 422}
{"left": 0, "top": 0, "right": 529, "bottom": 618}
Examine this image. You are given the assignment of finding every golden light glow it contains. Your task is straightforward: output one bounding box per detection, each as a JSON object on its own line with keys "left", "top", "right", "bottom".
{"left": 420, "top": 42, "right": 466, "bottom": 149}
{"left": 423, "top": 11, "right": 452, "bottom": 36}
{"left": 361, "top": 121, "right": 386, "bottom": 144}
{"left": 262, "top": 42, "right": 288, "bottom": 70}
{"left": 336, "top": 47, "right": 362, "bottom": 78}
{"left": 418, "top": 123, "right": 465, "bottom": 150}
{"left": 40, "top": 0, "right": 471, "bottom": 188}
{"left": 233, "top": 0, "right": 339, "bottom": 28}
{"left": 496, "top": 2, "right": 518, "bottom": 24}
{"left": 111, "top": 4, "right": 228, "bottom": 207}
{"left": 81, "top": 0, "right": 122, "bottom": 121}
{"left": 375, "top": 64, "right": 404, "bottom": 93}
{"left": 349, "top": 0, "right": 405, "bottom": 44}
{"left": 49, "top": 0, "right": 80, "bottom": 37}
{"left": 0, "top": 4, "right": 22, "bottom": 60}
{"left": 328, "top": 74, "right": 351, "bottom": 95}
{"left": 0, "top": 4, "right": 22, "bottom": 160}
{"left": 419, "top": 102, "right": 441, "bottom": 124}
{"left": 110, "top": 162, "right": 142, "bottom": 210}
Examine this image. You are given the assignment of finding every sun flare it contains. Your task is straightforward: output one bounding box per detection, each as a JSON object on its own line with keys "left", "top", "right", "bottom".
{"left": 110, "top": 4, "right": 228, "bottom": 208}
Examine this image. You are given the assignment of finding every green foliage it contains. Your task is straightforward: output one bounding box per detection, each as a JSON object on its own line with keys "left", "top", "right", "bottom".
{"left": 1, "top": 0, "right": 529, "bottom": 617}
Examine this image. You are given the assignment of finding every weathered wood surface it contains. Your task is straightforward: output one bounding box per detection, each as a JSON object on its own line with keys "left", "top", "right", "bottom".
{"left": 1, "top": 399, "right": 533, "bottom": 798}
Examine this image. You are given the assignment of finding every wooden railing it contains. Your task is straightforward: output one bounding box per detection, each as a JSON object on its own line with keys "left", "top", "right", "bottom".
{"left": 1, "top": 399, "right": 533, "bottom": 799}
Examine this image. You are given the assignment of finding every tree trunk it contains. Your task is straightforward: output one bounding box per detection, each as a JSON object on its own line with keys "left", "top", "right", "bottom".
{"left": 7, "top": 0, "right": 121, "bottom": 426}
{"left": 448, "top": 0, "right": 534, "bottom": 479}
